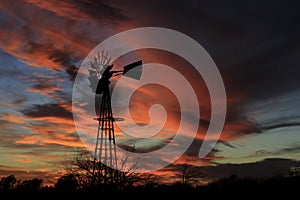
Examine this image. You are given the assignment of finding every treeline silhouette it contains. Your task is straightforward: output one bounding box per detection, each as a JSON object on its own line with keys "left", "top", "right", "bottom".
{"left": 1, "top": 173, "right": 299, "bottom": 198}
{"left": 2, "top": 150, "right": 299, "bottom": 198}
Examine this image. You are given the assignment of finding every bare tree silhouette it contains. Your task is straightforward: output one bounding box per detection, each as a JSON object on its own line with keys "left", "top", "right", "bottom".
{"left": 64, "top": 149, "right": 94, "bottom": 187}
{"left": 63, "top": 149, "right": 153, "bottom": 189}
{"left": 172, "top": 163, "right": 203, "bottom": 186}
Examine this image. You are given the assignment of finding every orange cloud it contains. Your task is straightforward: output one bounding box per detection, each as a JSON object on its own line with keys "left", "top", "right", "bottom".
{"left": 24, "top": 0, "right": 91, "bottom": 21}
{"left": 0, "top": 0, "right": 128, "bottom": 81}
{"left": 14, "top": 158, "right": 31, "bottom": 163}
{"left": 28, "top": 116, "right": 74, "bottom": 126}
{"left": 26, "top": 84, "right": 63, "bottom": 99}
{"left": 15, "top": 131, "right": 83, "bottom": 148}
{"left": 24, "top": 0, "right": 125, "bottom": 23}
{"left": 0, "top": 0, "right": 91, "bottom": 76}
{"left": 15, "top": 135, "right": 42, "bottom": 145}
{"left": 1, "top": 113, "right": 27, "bottom": 125}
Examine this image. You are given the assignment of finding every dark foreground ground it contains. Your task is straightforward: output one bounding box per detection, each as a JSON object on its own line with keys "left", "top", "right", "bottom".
{"left": 1, "top": 175, "right": 299, "bottom": 199}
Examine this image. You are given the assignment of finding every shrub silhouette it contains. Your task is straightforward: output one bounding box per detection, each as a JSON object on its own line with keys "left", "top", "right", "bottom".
{"left": 55, "top": 174, "right": 79, "bottom": 191}
{"left": 17, "top": 178, "right": 43, "bottom": 190}
{"left": 0, "top": 175, "right": 16, "bottom": 190}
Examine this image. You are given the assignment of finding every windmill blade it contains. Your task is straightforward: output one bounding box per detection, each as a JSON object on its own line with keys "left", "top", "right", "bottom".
{"left": 90, "top": 61, "right": 97, "bottom": 69}
{"left": 88, "top": 69, "right": 97, "bottom": 76}
{"left": 104, "top": 56, "right": 111, "bottom": 66}
{"left": 123, "top": 60, "right": 143, "bottom": 80}
{"left": 88, "top": 75, "right": 99, "bottom": 93}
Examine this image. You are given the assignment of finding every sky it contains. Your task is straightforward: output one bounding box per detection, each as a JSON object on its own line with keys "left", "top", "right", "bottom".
{"left": 0, "top": 0, "right": 300, "bottom": 185}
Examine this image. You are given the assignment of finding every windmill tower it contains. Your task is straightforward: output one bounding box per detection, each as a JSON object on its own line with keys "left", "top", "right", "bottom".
{"left": 88, "top": 51, "right": 142, "bottom": 185}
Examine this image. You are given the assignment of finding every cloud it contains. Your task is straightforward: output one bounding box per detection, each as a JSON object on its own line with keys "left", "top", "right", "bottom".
{"left": 24, "top": 0, "right": 128, "bottom": 22}
{"left": 0, "top": 113, "right": 27, "bottom": 125}
{"left": 201, "top": 158, "right": 300, "bottom": 179}
{"left": 261, "top": 122, "right": 300, "bottom": 132}
{"left": 248, "top": 144, "right": 300, "bottom": 158}
{"left": 21, "top": 103, "right": 73, "bottom": 120}
{"left": 14, "top": 158, "right": 31, "bottom": 163}
{"left": 156, "top": 157, "right": 300, "bottom": 186}
{"left": 0, "top": 0, "right": 127, "bottom": 81}
{"left": 157, "top": 157, "right": 300, "bottom": 184}
{"left": 0, "top": 111, "right": 82, "bottom": 151}
{"left": 108, "top": 44, "right": 299, "bottom": 166}
{"left": 20, "top": 71, "right": 67, "bottom": 99}
{"left": 112, "top": 0, "right": 300, "bottom": 135}
{"left": 279, "top": 145, "right": 300, "bottom": 154}
{"left": 26, "top": 80, "right": 64, "bottom": 99}
{"left": 14, "top": 133, "right": 83, "bottom": 148}
{"left": 0, "top": 0, "right": 298, "bottom": 140}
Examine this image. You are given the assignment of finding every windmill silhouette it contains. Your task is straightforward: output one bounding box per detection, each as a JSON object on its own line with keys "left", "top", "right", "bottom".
{"left": 88, "top": 51, "right": 142, "bottom": 184}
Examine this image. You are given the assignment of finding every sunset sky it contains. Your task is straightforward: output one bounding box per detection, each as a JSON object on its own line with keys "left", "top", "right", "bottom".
{"left": 0, "top": 0, "right": 300, "bottom": 185}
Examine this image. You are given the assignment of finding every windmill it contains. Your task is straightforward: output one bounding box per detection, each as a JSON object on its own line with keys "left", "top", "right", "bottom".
{"left": 88, "top": 51, "right": 142, "bottom": 184}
